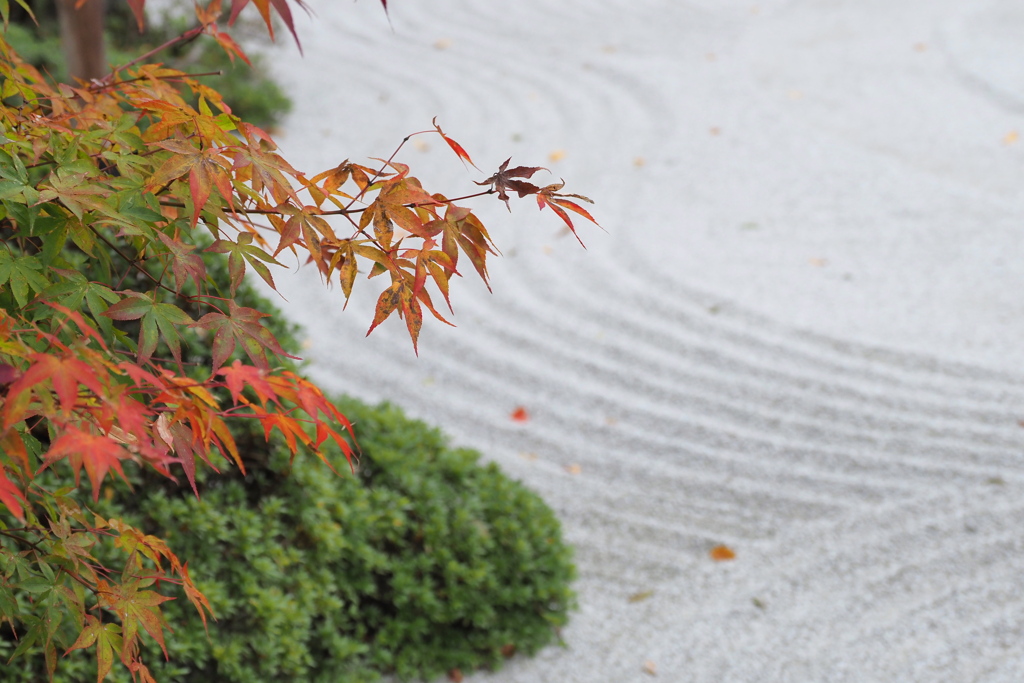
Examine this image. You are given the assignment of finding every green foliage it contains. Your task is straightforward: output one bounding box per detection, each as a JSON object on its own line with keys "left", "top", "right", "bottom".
{"left": 0, "top": 398, "right": 576, "bottom": 682}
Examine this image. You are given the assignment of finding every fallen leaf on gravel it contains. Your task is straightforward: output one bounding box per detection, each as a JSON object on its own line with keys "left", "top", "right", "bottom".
{"left": 642, "top": 660, "right": 658, "bottom": 675}
{"left": 709, "top": 126, "right": 721, "bottom": 136}
{"left": 633, "top": 157, "right": 646, "bottom": 167}
{"left": 448, "top": 669, "right": 463, "bottom": 682}
{"left": 1004, "top": 131, "right": 1019, "bottom": 146}
{"left": 511, "top": 406, "right": 529, "bottom": 422}
{"left": 500, "top": 643, "right": 517, "bottom": 657}
{"left": 710, "top": 545, "right": 736, "bottom": 561}
{"left": 809, "top": 257, "right": 828, "bottom": 267}
{"left": 549, "top": 149, "right": 566, "bottom": 162}
{"left": 434, "top": 38, "right": 453, "bottom": 50}
{"left": 565, "top": 463, "right": 582, "bottom": 475}
{"left": 628, "top": 590, "right": 654, "bottom": 603}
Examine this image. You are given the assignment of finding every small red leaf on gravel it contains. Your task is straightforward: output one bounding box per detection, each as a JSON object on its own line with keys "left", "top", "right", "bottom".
{"left": 447, "top": 669, "right": 463, "bottom": 682}
{"left": 511, "top": 406, "right": 529, "bottom": 422}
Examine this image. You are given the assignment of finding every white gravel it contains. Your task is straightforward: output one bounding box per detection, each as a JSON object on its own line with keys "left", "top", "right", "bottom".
{"left": 258, "top": 1, "right": 1024, "bottom": 680}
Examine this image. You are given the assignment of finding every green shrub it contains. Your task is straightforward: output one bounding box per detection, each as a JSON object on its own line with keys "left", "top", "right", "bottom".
{"left": 0, "top": 399, "right": 575, "bottom": 682}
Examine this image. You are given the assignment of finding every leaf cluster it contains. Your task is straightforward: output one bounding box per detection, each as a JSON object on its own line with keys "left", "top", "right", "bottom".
{"left": 0, "top": 1, "right": 596, "bottom": 680}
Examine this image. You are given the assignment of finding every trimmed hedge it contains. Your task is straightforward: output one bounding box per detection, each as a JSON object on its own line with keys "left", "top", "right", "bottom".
{"left": 0, "top": 398, "right": 576, "bottom": 682}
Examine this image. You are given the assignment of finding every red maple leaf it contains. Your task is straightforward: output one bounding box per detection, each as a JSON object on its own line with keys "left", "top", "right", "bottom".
{"left": 43, "top": 427, "right": 131, "bottom": 501}
{"left": 0, "top": 467, "right": 26, "bottom": 521}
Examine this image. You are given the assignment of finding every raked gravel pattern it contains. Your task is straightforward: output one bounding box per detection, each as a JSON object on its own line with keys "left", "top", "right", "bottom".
{"left": 254, "top": 0, "right": 1024, "bottom": 680}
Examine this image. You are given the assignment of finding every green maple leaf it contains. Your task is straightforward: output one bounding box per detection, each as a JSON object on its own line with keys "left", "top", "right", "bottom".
{"left": 101, "top": 292, "right": 194, "bottom": 365}
{"left": 207, "top": 232, "right": 281, "bottom": 295}
{"left": 0, "top": 251, "right": 49, "bottom": 307}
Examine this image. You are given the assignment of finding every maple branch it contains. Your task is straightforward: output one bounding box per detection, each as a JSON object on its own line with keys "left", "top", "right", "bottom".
{"left": 0, "top": 529, "right": 46, "bottom": 552}
{"left": 109, "top": 348, "right": 209, "bottom": 368}
{"left": 104, "top": 26, "right": 205, "bottom": 82}
{"left": 159, "top": 190, "right": 495, "bottom": 217}
{"left": 89, "top": 227, "right": 181, "bottom": 299}
{"left": 89, "top": 70, "right": 226, "bottom": 95}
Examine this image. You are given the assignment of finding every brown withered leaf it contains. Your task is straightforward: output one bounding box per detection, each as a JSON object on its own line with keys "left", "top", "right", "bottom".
{"left": 477, "top": 158, "right": 547, "bottom": 210}
{"left": 628, "top": 590, "right": 654, "bottom": 603}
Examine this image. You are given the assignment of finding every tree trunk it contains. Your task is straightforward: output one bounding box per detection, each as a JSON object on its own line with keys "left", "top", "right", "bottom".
{"left": 56, "top": 0, "right": 108, "bottom": 83}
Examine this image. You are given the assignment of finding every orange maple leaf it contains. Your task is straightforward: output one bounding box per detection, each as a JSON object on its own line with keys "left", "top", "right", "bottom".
{"left": 710, "top": 545, "right": 736, "bottom": 561}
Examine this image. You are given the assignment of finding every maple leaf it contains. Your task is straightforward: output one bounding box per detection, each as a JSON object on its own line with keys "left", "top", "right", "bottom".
{"left": 535, "top": 181, "right": 599, "bottom": 247}
{"left": 231, "top": 131, "right": 301, "bottom": 205}
{"left": 228, "top": 0, "right": 306, "bottom": 52}
{"left": 432, "top": 117, "right": 477, "bottom": 169}
{"left": 367, "top": 280, "right": 402, "bottom": 338}
{"left": 710, "top": 545, "right": 736, "bottom": 561}
{"left": 43, "top": 426, "right": 130, "bottom": 501}
{"left": 273, "top": 207, "right": 338, "bottom": 273}
{"left": 179, "top": 562, "right": 214, "bottom": 632}
{"left": 104, "top": 577, "right": 173, "bottom": 661}
{"left": 157, "top": 232, "right": 207, "bottom": 293}
{"left": 409, "top": 243, "right": 457, "bottom": 313}
{"left": 0, "top": 251, "right": 49, "bottom": 308}
{"left": 102, "top": 293, "right": 194, "bottom": 365}
{"left": 5, "top": 352, "right": 106, "bottom": 420}
{"left": 192, "top": 0, "right": 253, "bottom": 65}
{"left": 310, "top": 161, "right": 376, "bottom": 201}
{"left": 0, "top": 465, "right": 26, "bottom": 521}
{"left": 0, "top": 428, "right": 29, "bottom": 475}
{"left": 217, "top": 359, "right": 277, "bottom": 405}
{"left": 207, "top": 231, "right": 282, "bottom": 295}
{"left": 146, "top": 139, "right": 233, "bottom": 226}
{"left": 359, "top": 176, "right": 439, "bottom": 249}
{"left": 425, "top": 203, "right": 496, "bottom": 290}
{"left": 66, "top": 615, "right": 122, "bottom": 683}
{"left": 192, "top": 300, "right": 300, "bottom": 371}
{"left": 476, "top": 158, "right": 547, "bottom": 210}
